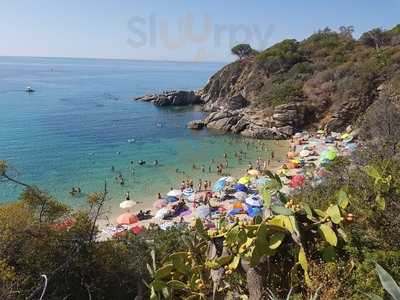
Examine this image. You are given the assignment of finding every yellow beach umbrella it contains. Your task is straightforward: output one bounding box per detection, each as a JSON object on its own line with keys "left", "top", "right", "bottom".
{"left": 341, "top": 133, "right": 350, "bottom": 140}
{"left": 238, "top": 176, "right": 251, "bottom": 185}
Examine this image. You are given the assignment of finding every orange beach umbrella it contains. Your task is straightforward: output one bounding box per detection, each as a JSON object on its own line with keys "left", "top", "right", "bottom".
{"left": 117, "top": 212, "right": 139, "bottom": 225}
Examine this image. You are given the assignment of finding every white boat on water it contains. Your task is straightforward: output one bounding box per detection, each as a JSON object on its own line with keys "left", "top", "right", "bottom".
{"left": 25, "top": 86, "right": 35, "bottom": 93}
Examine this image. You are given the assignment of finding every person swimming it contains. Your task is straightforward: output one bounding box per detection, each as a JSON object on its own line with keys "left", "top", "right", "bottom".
{"left": 139, "top": 160, "right": 146, "bottom": 165}
{"left": 154, "top": 159, "right": 159, "bottom": 166}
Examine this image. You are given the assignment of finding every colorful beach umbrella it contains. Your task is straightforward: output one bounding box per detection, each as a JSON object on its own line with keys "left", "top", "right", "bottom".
{"left": 166, "top": 196, "right": 178, "bottom": 203}
{"left": 119, "top": 200, "right": 137, "bottom": 209}
{"left": 117, "top": 212, "right": 139, "bottom": 225}
{"left": 341, "top": 133, "right": 350, "bottom": 140}
{"left": 195, "top": 205, "right": 210, "bottom": 219}
{"left": 154, "top": 208, "right": 169, "bottom": 220}
{"left": 299, "top": 149, "right": 310, "bottom": 158}
{"left": 246, "top": 206, "right": 262, "bottom": 217}
{"left": 289, "top": 175, "right": 305, "bottom": 188}
{"left": 234, "top": 183, "right": 248, "bottom": 193}
{"left": 238, "top": 176, "right": 251, "bottom": 185}
{"left": 255, "top": 177, "right": 270, "bottom": 186}
{"left": 245, "top": 195, "right": 263, "bottom": 207}
{"left": 213, "top": 177, "right": 227, "bottom": 192}
{"left": 182, "top": 188, "right": 194, "bottom": 197}
{"left": 321, "top": 148, "right": 337, "bottom": 161}
{"left": 233, "top": 191, "right": 247, "bottom": 201}
{"left": 167, "top": 189, "right": 182, "bottom": 197}
{"left": 131, "top": 225, "right": 144, "bottom": 235}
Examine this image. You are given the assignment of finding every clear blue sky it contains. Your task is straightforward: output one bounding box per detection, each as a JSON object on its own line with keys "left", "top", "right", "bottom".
{"left": 1, "top": 0, "right": 399, "bottom": 62}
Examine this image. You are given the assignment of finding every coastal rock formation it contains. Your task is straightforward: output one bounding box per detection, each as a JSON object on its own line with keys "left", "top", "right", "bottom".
{"left": 137, "top": 25, "right": 400, "bottom": 139}
{"left": 135, "top": 90, "right": 202, "bottom": 107}
{"left": 187, "top": 120, "right": 205, "bottom": 130}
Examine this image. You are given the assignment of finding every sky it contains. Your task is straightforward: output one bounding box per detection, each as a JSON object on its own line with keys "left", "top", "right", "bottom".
{"left": 0, "top": 0, "right": 399, "bottom": 62}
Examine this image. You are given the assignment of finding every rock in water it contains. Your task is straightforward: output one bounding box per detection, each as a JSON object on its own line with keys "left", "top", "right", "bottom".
{"left": 187, "top": 120, "right": 205, "bottom": 130}
{"left": 135, "top": 90, "right": 202, "bottom": 107}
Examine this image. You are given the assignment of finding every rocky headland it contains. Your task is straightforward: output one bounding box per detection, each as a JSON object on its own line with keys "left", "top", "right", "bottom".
{"left": 136, "top": 25, "right": 400, "bottom": 139}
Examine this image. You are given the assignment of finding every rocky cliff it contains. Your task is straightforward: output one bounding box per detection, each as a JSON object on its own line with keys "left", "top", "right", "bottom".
{"left": 137, "top": 25, "right": 400, "bottom": 139}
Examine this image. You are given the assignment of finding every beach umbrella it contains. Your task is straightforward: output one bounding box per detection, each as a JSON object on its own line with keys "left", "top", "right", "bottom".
{"left": 218, "top": 206, "right": 227, "bottom": 213}
{"left": 234, "top": 183, "right": 248, "bottom": 193}
{"left": 213, "top": 178, "right": 227, "bottom": 192}
{"left": 182, "top": 188, "right": 194, "bottom": 197}
{"left": 153, "top": 199, "right": 167, "bottom": 209}
{"left": 246, "top": 206, "right": 263, "bottom": 218}
{"left": 343, "top": 135, "right": 354, "bottom": 143}
{"left": 289, "top": 175, "right": 305, "bottom": 188}
{"left": 245, "top": 195, "right": 263, "bottom": 207}
{"left": 233, "top": 191, "right": 247, "bottom": 201}
{"left": 131, "top": 225, "right": 144, "bottom": 235}
{"left": 233, "top": 201, "right": 243, "bottom": 209}
{"left": 179, "top": 209, "right": 192, "bottom": 217}
{"left": 238, "top": 176, "right": 250, "bottom": 185}
{"left": 345, "top": 143, "right": 357, "bottom": 152}
{"left": 247, "top": 169, "right": 260, "bottom": 176}
{"left": 117, "top": 212, "right": 139, "bottom": 225}
{"left": 166, "top": 196, "right": 178, "bottom": 203}
{"left": 154, "top": 207, "right": 169, "bottom": 220}
{"left": 255, "top": 177, "right": 270, "bottom": 186}
{"left": 119, "top": 200, "right": 137, "bottom": 209}
{"left": 322, "top": 148, "right": 337, "bottom": 161}
{"left": 196, "top": 205, "right": 210, "bottom": 219}
{"left": 341, "top": 133, "right": 350, "bottom": 140}
{"left": 299, "top": 149, "right": 310, "bottom": 158}
{"left": 167, "top": 189, "right": 182, "bottom": 197}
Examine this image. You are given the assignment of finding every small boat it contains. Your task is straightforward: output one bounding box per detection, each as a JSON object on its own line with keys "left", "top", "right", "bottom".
{"left": 25, "top": 86, "right": 35, "bottom": 93}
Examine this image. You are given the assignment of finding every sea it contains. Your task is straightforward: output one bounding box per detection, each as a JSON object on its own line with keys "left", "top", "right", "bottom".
{"left": 0, "top": 56, "right": 288, "bottom": 209}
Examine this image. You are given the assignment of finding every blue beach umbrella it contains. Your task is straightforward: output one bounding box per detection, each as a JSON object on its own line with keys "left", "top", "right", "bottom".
{"left": 234, "top": 183, "right": 248, "bottom": 193}
{"left": 246, "top": 206, "right": 263, "bottom": 217}
{"left": 196, "top": 205, "right": 210, "bottom": 219}
{"left": 166, "top": 196, "right": 178, "bottom": 203}
{"left": 213, "top": 177, "right": 227, "bottom": 192}
{"left": 255, "top": 177, "right": 270, "bottom": 186}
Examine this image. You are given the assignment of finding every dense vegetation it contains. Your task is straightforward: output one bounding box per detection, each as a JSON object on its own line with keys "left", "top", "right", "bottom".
{"left": 202, "top": 25, "right": 400, "bottom": 132}
{"left": 1, "top": 25, "right": 400, "bottom": 299}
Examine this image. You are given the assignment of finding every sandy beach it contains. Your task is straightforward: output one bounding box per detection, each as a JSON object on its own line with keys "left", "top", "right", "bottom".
{"left": 97, "top": 139, "right": 290, "bottom": 235}
{"left": 96, "top": 128, "right": 359, "bottom": 240}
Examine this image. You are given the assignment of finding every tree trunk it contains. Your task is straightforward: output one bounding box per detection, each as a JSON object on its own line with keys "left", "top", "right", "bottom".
{"left": 246, "top": 265, "right": 266, "bottom": 300}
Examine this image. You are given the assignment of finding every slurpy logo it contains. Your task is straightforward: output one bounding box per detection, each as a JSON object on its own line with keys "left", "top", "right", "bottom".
{"left": 127, "top": 12, "right": 274, "bottom": 61}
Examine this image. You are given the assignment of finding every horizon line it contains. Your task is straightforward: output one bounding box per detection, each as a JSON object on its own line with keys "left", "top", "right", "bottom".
{"left": 0, "top": 54, "right": 230, "bottom": 65}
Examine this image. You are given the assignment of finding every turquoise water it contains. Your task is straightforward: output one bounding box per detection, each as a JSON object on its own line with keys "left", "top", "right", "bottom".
{"left": 0, "top": 57, "right": 287, "bottom": 207}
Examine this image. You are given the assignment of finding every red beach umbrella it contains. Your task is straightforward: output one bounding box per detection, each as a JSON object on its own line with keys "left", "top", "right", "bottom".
{"left": 289, "top": 175, "right": 305, "bottom": 188}
{"left": 131, "top": 225, "right": 144, "bottom": 235}
{"left": 116, "top": 212, "right": 139, "bottom": 225}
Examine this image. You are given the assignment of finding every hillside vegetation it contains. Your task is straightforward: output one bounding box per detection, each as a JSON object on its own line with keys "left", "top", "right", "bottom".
{"left": 200, "top": 25, "right": 400, "bottom": 134}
